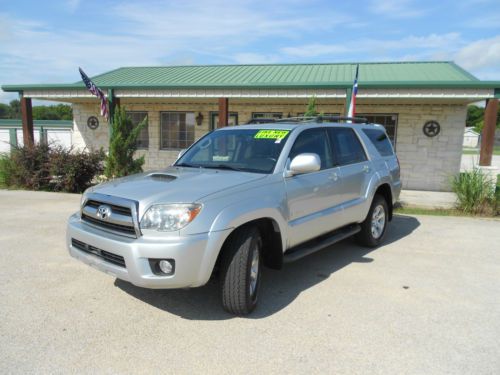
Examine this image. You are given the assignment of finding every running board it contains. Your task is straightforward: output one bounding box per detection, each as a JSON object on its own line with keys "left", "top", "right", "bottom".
{"left": 283, "top": 224, "right": 361, "bottom": 263}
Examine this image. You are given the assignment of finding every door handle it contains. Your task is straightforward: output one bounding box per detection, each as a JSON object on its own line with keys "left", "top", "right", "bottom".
{"left": 363, "top": 165, "right": 371, "bottom": 173}
{"left": 329, "top": 172, "right": 339, "bottom": 181}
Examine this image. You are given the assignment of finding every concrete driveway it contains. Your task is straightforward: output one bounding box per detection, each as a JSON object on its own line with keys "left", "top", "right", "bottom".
{"left": 0, "top": 190, "right": 499, "bottom": 374}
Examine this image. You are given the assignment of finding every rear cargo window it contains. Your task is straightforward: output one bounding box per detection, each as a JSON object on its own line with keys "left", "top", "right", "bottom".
{"left": 362, "top": 129, "right": 394, "bottom": 157}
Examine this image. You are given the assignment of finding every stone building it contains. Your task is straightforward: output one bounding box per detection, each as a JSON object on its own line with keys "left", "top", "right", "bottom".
{"left": 2, "top": 61, "right": 499, "bottom": 191}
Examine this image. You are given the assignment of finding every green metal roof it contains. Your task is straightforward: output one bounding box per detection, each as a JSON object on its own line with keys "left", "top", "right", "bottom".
{"left": 2, "top": 61, "right": 499, "bottom": 92}
{"left": 0, "top": 119, "right": 73, "bottom": 128}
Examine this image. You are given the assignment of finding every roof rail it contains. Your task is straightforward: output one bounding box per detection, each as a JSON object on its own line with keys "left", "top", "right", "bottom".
{"left": 276, "top": 116, "right": 367, "bottom": 124}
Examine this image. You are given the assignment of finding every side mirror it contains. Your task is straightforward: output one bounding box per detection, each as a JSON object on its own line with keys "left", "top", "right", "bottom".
{"left": 177, "top": 149, "right": 187, "bottom": 160}
{"left": 287, "top": 153, "right": 321, "bottom": 176}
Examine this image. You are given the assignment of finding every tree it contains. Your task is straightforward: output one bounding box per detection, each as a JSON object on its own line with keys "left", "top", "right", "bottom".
{"left": 0, "top": 103, "right": 11, "bottom": 119}
{"left": 466, "top": 104, "right": 500, "bottom": 133}
{"left": 9, "top": 100, "right": 21, "bottom": 119}
{"left": 466, "top": 105, "right": 484, "bottom": 128}
{"left": 304, "top": 96, "right": 319, "bottom": 117}
{"left": 104, "top": 106, "right": 147, "bottom": 178}
{"left": 32, "top": 104, "right": 73, "bottom": 120}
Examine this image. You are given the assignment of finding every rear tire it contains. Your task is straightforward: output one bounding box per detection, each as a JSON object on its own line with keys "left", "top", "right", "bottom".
{"left": 356, "top": 194, "right": 388, "bottom": 247}
{"left": 220, "top": 226, "right": 262, "bottom": 315}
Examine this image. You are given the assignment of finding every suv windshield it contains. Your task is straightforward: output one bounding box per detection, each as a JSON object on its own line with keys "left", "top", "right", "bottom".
{"left": 175, "top": 128, "right": 291, "bottom": 174}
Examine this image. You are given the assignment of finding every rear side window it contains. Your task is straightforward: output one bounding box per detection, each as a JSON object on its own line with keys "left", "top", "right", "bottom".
{"left": 328, "top": 128, "right": 367, "bottom": 166}
{"left": 362, "top": 129, "right": 394, "bottom": 157}
{"left": 289, "top": 128, "right": 333, "bottom": 170}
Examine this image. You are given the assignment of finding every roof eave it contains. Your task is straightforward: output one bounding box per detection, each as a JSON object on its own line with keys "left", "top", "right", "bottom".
{"left": 3, "top": 81, "right": 500, "bottom": 93}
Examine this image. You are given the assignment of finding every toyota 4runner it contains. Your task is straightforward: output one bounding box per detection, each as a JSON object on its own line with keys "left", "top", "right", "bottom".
{"left": 67, "top": 117, "right": 401, "bottom": 315}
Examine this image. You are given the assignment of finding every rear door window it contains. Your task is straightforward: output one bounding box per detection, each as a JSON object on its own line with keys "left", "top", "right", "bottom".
{"left": 327, "top": 128, "right": 367, "bottom": 166}
{"left": 362, "top": 128, "right": 394, "bottom": 157}
{"left": 289, "top": 128, "right": 334, "bottom": 170}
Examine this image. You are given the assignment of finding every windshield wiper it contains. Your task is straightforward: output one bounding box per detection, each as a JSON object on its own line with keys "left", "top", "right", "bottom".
{"left": 202, "top": 164, "right": 244, "bottom": 172}
{"left": 175, "top": 162, "right": 200, "bottom": 168}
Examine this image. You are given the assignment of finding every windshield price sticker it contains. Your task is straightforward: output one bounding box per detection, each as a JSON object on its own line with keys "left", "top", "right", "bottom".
{"left": 254, "top": 130, "right": 290, "bottom": 142}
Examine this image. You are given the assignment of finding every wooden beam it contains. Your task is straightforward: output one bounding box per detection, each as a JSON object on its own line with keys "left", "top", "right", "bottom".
{"left": 20, "top": 96, "right": 34, "bottom": 147}
{"left": 218, "top": 98, "right": 229, "bottom": 128}
{"left": 479, "top": 98, "right": 499, "bottom": 166}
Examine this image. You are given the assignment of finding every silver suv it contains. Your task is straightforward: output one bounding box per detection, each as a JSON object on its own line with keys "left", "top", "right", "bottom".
{"left": 67, "top": 117, "right": 401, "bottom": 315}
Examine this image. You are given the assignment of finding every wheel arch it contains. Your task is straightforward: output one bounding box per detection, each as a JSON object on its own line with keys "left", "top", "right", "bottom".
{"left": 374, "top": 183, "right": 393, "bottom": 221}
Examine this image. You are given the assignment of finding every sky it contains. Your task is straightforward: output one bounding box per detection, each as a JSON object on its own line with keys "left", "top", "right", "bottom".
{"left": 0, "top": 0, "right": 499, "bottom": 104}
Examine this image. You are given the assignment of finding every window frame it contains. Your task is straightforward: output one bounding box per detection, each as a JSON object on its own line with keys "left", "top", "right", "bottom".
{"left": 160, "top": 111, "right": 196, "bottom": 150}
{"left": 288, "top": 127, "right": 335, "bottom": 171}
{"left": 327, "top": 127, "right": 368, "bottom": 167}
{"left": 125, "top": 111, "right": 149, "bottom": 150}
{"left": 209, "top": 111, "right": 239, "bottom": 130}
{"left": 251, "top": 112, "right": 283, "bottom": 120}
{"left": 357, "top": 113, "right": 398, "bottom": 149}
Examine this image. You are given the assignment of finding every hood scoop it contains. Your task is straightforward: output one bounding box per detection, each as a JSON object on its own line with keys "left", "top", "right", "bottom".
{"left": 148, "top": 173, "right": 177, "bottom": 182}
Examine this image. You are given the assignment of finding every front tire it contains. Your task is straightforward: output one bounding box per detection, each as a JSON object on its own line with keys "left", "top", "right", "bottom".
{"left": 356, "top": 194, "right": 388, "bottom": 247}
{"left": 220, "top": 226, "right": 262, "bottom": 315}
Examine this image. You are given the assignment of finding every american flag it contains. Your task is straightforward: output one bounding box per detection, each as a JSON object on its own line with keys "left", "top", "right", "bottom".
{"left": 79, "top": 67, "right": 108, "bottom": 120}
{"left": 346, "top": 64, "right": 359, "bottom": 121}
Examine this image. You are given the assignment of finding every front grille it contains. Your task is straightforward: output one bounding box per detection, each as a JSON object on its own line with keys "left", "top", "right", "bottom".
{"left": 71, "top": 238, "right": 126, "bottom": 268}
{"left": 81, "top": 214, "right": 137, "bottom": 236}
{"left": 85, "top": 200, "right": 132, "bottom": 216}
{"left": 81, "top": 199, "right": 138, "bottom": 238}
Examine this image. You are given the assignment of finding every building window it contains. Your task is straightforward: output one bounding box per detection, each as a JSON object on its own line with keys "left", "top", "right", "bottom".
{"left": 252, "top": 112, "right": 283, "bottom": 120}
{"left": 358, "top": 114, "right": 398, "bottom": 145}
{"left": 296, "top": 113, "right": 340, "bottom": 117}
{"left": 160, "top": 112, "right": 195, "bottom": 149}
{"left": 126, "top": 111, "right": 148, "bottom": 149}
{"left": 210, "top": 112, "right": 239, "bottom": 130}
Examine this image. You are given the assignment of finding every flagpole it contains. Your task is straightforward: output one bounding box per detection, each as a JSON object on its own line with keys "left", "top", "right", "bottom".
{"left": 346, "top": 64, "right": 359, "bottom": 122}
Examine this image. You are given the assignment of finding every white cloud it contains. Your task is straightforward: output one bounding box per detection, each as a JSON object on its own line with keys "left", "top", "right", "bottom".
{"left": 280, "top": 33, "right": 462, "bottom": 58}
{"left": 369, "top": 0, "right": 426, "bottom": 18}
{"left": 65, "top": 0, "right": 81, "bottom": 13}
{"left": 232, "top": 53, "right": 280, "bottom": 64}
{"left": 455, "top": 36, "right": 500, "bottom": 72}
{"left": 280, "top": 43, "right": 350, "bottom": 58}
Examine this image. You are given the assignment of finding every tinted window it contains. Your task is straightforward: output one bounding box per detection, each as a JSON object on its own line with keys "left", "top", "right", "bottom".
{"left": 176, "top": 128, "right": 290, "bottom": 174}
{"left": 328, "top": 128, "right": 367, "bottom": 166}
{"left": 362, "top": 128, "right": 394, "bottom": 157}
{"left": 289, "top": 128, "right": 333, "bottom": 170}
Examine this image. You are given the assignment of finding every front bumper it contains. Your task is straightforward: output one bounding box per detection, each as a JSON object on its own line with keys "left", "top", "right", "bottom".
{"left": 66, "top": 213, "right": 231, "bottom": 289}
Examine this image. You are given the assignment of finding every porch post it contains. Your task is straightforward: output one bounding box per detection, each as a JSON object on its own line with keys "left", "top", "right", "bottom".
{"left": 479, "top": 98, "right": 499, "bottom": 166}
{"left": 20, "top": 95, "right": 34, "bottom": 147}
{"left": 218, "top": 98, "right": 229, "bottom": 128}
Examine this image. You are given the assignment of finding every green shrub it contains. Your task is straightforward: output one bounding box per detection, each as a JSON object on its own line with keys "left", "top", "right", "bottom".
{"left": 452, "top": 168, "right": 497, "bottom": 215}
{"left": 0, "top": 154, "right": 14, "bottom": 187}
{"left": 105, "top": 106, "right": 146, "bottom": 178}
{"left": 4, "top": 143, "right": 104, "bottom": 193}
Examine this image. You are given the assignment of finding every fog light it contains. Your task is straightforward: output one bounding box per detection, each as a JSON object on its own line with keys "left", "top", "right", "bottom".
{"left": 159, "top": 259, "right": 173, "bottom": 274}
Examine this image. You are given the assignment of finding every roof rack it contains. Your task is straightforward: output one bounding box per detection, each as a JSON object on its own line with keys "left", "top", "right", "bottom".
{"left": 276, "top": 116, "right": 368, "bottom": 124}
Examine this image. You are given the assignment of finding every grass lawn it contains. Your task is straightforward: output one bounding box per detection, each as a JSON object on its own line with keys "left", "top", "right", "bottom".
{"left": 463, "top": 146, "right": 500, "bottom": 155}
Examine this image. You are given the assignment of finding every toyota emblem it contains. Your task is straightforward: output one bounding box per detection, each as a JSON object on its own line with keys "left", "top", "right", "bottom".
{"left": 96, "top": 205, "right": 112, "bottom": 220}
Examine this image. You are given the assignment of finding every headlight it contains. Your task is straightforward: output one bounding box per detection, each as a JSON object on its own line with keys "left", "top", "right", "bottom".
{"left": 140, "top": 204, "right": 202, "bottom": 231}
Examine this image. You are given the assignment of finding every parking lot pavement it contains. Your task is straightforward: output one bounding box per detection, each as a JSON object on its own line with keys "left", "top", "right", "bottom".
{"left": 1, "top": 190, "right": 499, "bottom": 374}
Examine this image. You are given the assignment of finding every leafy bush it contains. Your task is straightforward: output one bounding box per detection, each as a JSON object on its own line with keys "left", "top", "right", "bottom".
{"left": 452, "top": 168, "right": 498, "bottom": 215}
{"left": 4, "top": 143, "right": 104, "bottom": 193}
{"left": 104, "top": 106, "right": 146, "bottom": 178}
{"left": 9, "top": 143, "right": 53, "bottom": 190}
{"left": 50, "top": 145, "right": 105, "bottom": 193}
{"left": 0, "top": 154, "right": 14, "bottom": 187}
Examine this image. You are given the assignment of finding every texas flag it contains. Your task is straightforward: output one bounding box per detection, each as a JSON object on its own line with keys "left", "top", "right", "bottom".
{"left": 346, "top": 65, "right": 359, "bottom": 120}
